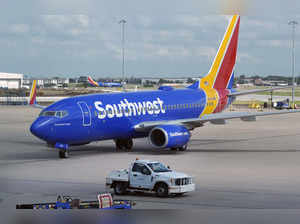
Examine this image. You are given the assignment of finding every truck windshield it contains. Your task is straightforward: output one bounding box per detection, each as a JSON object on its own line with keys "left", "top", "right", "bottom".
{"left": 148, "top": 163, "right": 170, "bottom": 173}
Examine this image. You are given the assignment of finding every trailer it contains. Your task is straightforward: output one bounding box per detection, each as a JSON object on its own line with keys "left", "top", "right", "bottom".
{"left": 16, "top": 194, "right": 135, "bottom": 209}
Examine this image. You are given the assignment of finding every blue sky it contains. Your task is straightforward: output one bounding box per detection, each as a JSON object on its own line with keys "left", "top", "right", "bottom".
{"left": 0, "top": 0, "right": 299, "bottom": 78}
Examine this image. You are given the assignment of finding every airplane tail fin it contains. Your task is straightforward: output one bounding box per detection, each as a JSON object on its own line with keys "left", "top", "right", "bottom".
{"left": 88, "top": 76, "right": 99, "bottom": 87}
{"left": 200, "top": 15, "right": 240, "bottom": 90}
{"left": 28, "top": 80, "right": 46, "bottom": 109}
{"left": 29, "top": 80, "right": 37, "bottom": 105}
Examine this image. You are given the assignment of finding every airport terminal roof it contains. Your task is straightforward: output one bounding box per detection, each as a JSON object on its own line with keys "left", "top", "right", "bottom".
{"left": 0, "top": 72, "right": 23, "bottom": 79}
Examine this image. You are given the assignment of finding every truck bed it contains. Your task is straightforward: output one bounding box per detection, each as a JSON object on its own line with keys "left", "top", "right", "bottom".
{"left": 106, "top": 169, "right": 129, "bottom": 184}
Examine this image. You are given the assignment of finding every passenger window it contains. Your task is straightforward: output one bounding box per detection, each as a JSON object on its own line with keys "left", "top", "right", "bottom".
{"left": 132, "top": 163, "right": 150, "bottom": 174}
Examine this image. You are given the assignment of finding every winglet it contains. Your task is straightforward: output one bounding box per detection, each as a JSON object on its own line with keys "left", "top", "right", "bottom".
{"left": 88, "top": 76, "right": 99, "bottom": 87}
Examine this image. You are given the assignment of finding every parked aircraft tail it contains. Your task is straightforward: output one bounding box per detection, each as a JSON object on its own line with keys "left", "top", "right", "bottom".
{"left": 29, "top": 80, "right": 37, "bottom": 105}
{"left": 28, "top": 80, "right": 45, "bottom": 109}
{"left": 88, "top": 76, "right": 100, "bottom": 87}
{"left": 200, "top": 15, "right": 240, "bottom": 90}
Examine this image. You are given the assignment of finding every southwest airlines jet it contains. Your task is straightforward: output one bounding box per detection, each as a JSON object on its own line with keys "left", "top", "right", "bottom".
{"left": 88, "top": 76, "right": 123, "bottom": 87}
{"left": 29, "top": 15, "right": 300, "bottom": 158}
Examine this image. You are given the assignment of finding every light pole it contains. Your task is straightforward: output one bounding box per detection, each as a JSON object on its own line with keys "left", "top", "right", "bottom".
{"left": 119, "top": 19, "right": 126, "bottom": 88}
{"left": 288, "top": 20, "right": 298, "bottom": 109}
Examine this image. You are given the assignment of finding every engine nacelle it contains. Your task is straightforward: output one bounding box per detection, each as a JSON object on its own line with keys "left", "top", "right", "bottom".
{"left": 149, "top": 125, "right": 190, "bottom": 149}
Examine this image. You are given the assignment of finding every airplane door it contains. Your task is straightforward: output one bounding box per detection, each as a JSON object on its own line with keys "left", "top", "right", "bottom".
{"left": 77, "top": 101, "right": 91, "bottom": 126}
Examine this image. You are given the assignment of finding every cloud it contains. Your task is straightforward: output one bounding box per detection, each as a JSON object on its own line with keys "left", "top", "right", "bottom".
{"left": 41, "top": 14, "right": 90, "bottom": 37}
{"left": 0, "top": 1, "right": 299, "bottom": 77}
{"left": 257, "top": 39, "right": 289, "bottom": 48}
{"left": 10, "top": 24, "right": 30, "bottom": 34}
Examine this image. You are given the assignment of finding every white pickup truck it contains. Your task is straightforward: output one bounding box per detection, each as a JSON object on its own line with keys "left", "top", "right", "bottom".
{"left": 106, "top": 159, "right": 195, "bottom": 197}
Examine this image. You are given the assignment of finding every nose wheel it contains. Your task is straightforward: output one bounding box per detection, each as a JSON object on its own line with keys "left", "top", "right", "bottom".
{"left": 115, "top": 139, "right": 133, "bottom": 151}
{"left": 59, "top": 149, "right": 69, "bottom": 159}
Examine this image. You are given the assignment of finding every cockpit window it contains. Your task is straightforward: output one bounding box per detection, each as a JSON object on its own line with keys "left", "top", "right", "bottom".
{"left": 39, "top": 110, "right": 68, "bottom": 118}
{"left": 40, "top": 111, "right": 56, "bottom": 117}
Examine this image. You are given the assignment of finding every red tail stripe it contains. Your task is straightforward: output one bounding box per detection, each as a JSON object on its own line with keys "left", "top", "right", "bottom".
{"left": 213, "top": 17, "right": 240, "bottom": 90}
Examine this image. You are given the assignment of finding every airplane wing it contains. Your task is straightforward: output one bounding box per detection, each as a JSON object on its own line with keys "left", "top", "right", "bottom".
{"left": 229, "top": 86, "right": 295, "bottom": 97}
{"left": 134, "top": 109, "right": 300, "bottom": 132}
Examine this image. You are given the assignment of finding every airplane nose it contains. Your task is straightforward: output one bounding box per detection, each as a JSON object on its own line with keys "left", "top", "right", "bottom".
{"left": 30, "top": 118, "right": 52, "bottom": 141}
{"left": 30, "top": 121, "right": 40, "bottom": 138}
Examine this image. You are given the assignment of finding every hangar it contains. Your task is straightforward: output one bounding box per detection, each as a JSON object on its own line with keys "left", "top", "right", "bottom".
{"left": 0, "top": 73, "right": 23, "bottom": 89}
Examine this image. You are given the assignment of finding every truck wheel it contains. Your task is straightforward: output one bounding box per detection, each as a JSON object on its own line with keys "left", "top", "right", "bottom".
{"left": 59, "top": 150, "right": 69, "bottom": 159}
{"left": 155, "top": 183, "right": 169, "bottom": 197}
{"left": 114, "top": 182, "right": 127, "bottom": 195}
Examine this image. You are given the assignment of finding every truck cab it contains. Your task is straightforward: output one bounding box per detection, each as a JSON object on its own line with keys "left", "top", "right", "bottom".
{"left": 106, "top": 159, "right": 195, "bottom": 197}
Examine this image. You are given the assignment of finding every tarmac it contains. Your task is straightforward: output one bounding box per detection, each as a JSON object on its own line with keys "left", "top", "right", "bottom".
{"left": 1, "top": 106, "right": 300, "bottom": 219}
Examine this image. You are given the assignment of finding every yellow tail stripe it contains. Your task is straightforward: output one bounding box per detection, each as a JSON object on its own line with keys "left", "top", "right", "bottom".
{"left": 29, "top": 80, "right": 37, "bottom": 101}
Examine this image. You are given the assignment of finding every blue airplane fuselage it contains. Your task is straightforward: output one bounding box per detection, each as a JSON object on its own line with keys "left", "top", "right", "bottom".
{"left": 30, "top": 87, "right": 235, "bottom": 146}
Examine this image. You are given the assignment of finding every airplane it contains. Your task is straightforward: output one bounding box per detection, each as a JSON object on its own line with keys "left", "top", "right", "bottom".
{"left": 88, "top": 76, "right": 123, "bottom": 88}
{"left": 29, "top": 15, "right": 300, "bottom": 159}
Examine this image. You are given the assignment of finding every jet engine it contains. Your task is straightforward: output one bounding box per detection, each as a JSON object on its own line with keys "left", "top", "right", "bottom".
{"left": 148, "top": 125, "right": 190, "bottom": 149}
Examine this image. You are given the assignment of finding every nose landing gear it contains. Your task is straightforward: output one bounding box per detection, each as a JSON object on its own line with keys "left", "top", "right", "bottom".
{"left": 59, "top": 149, "right": 69, "bottom": 159}
{"left": 55, "top": 143, "right": 70, "bottom": 159}
{"left": 115, "top": 139, "right": 133, "bottom": 151}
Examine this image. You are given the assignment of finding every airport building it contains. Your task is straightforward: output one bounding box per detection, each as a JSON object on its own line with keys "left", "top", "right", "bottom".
{"left": 23, "top": 78, "right": 70, "bottom": 88}
{"left": 0, "top": 72, "right": 23, "bottom": 89}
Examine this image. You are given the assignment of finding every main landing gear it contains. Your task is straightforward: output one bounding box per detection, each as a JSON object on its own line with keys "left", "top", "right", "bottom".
{"left": 170, "top": 144, "right": 188, "bottom": 152}
{"left": 115, "top": 139, "right": 133, "bottom": 151}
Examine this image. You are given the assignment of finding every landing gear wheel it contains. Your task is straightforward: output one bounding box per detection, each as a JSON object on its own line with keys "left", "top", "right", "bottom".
{"left": 178, "top": 144, "right": 188, "bottom": 151}
{"left": 155, "top": 183, "right": 169, "bottom": 197}
{"left": 115, "top": 139, "right": 124, "bottom": 151}
{"left": 59, "top": 150, "right": 69, "bottom": 159}
{"left": 114, "top": 182, "right": 127, "bottom": 195}
{"left": 115, "top": 139, "right": 133, "bottom": 151}
{"left": 124, "top": 139, "right": 133, "bottom": 151}
{"left": 170, "top": 148, "right": 178, "bottom": 151}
